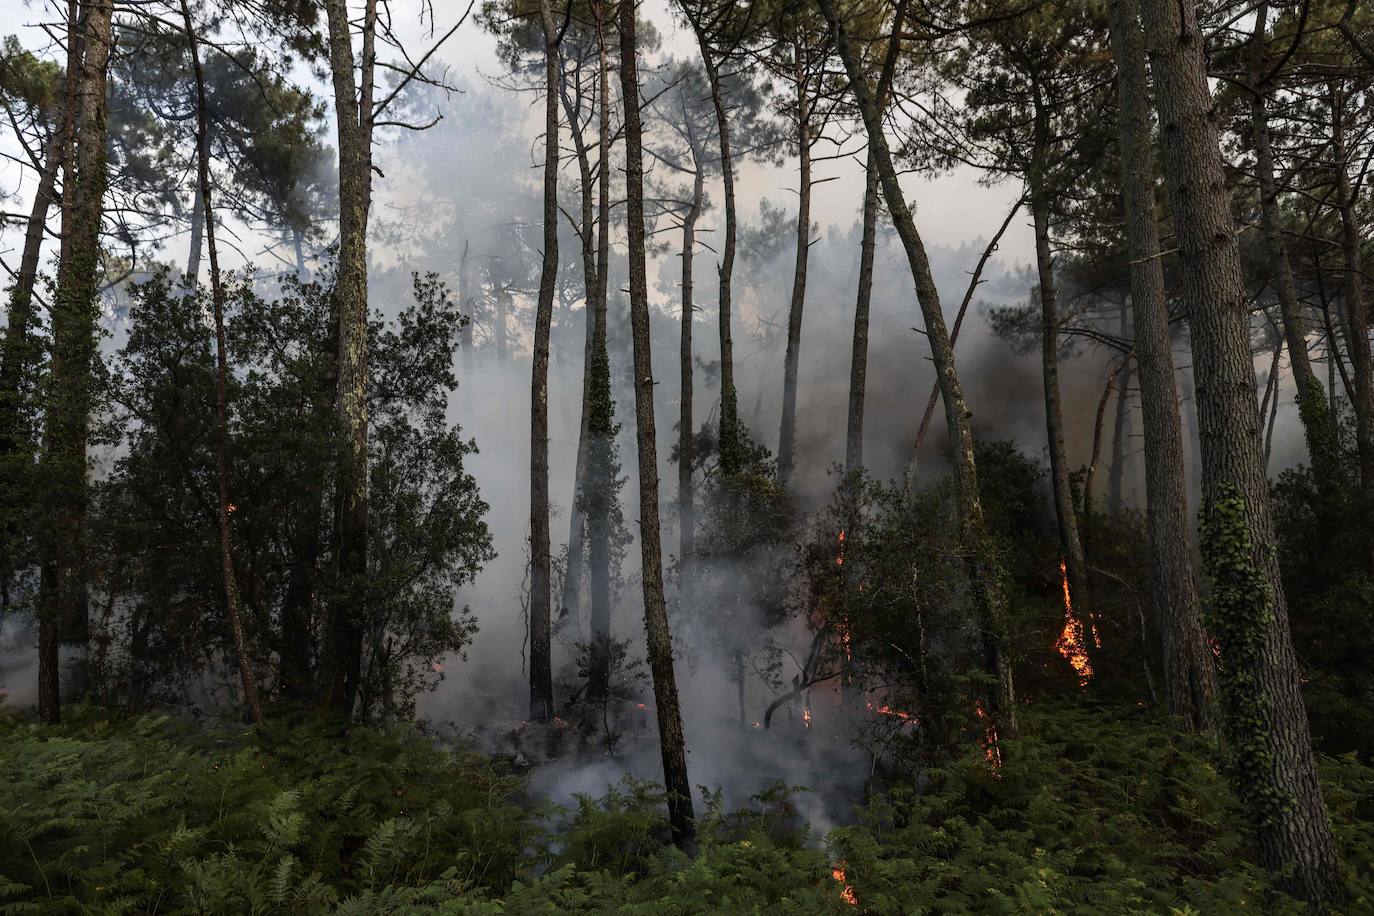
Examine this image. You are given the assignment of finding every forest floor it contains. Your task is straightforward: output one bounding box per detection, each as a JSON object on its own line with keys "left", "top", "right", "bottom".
{"left": 2, "top": 701, "right": 1372, "bottom": 913}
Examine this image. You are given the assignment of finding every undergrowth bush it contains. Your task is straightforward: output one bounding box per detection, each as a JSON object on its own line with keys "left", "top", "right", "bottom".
{"left": 1, "top": 702, "right": 1371, "bottom": 913}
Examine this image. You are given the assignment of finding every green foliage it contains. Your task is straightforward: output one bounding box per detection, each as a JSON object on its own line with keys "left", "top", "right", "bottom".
{"left": 89, "top": 264, "right": 493, "bottom": 717}
{"left": 4, "top": 702, "right": 1372, "bottom": 913}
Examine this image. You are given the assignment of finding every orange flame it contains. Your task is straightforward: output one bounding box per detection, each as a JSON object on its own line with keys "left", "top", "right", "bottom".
{"left": 835, "top": 529, "right": 846, "bottom": 566}
{"left": 1054, "top": 559, "right": 1094, "bottom": 687}
{"left": 974, "top": 701, "right": 1003, "bottom": 774}
{"left": 832, "top": 863, "right": 858, "bottom": 906}
{"left": 803, "top": 706, "right": 813, "bottom": 728}
{"left": 867, "top": 701, "right": 917, "bottom": 723}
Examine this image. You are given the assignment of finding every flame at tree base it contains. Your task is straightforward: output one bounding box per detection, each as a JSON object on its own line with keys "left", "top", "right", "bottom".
{"left": 1054, "top": 559, "right": 1094, "bottom": 687}
{"left": 832, "top": 863, "right": 858, "bottom": 906}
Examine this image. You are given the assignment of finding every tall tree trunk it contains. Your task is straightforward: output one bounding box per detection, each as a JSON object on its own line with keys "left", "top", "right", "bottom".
{"left": 496, "top": 283, "right": 509, "bottom": 364}
{"left": 1331, "top": 82, "right": 1374, "bottom": 555}
{"left": 847, "top": 151, "right": 877, "bottom": 474}
{"left": 321, "top": 0, "right": 376, "bottom": 719}
{"left": 818, "top": 0, "right": 1016, "bottom": 738}
{"left": 558, "top": 72, "right": 597, "bottom": 633}
{"left": 680, "top": 163, "right": 703, "bottom": 582}
{"left": 1140, "top": 0, "right": 1341, "bottom": 902}
{"left": 620, "top": 0, "right": 696, "bottom": 849}
{"left": 1107, "top": 300, "right": 1131, "bottom": 514}
{"left": 459, "top": 239, "right": 473, "bottom": 365}
{"left": 1029, "top": 89, "right": 1095, "bottom": 662}
{"left": 39, "top": 0, "right": 114, "bottom": 725}
{"left": 527, "top": 0, "right": 560, "bottom": 721}
{"left": 181, "top": 0, "right": 264, "bottom": 724}
{"left": 1247, "top": 6, "right": 1342, "bottom": 492}
{"left": 1106, "top": 0, "right": 1215, "bottom": 731}
{"left": 846, "top": 0, "right": 906, "bottom": 474}
{"left": 777, "top": 58, "right": 811, "bottom": 490}
{"left": 690, "top": 22, "right": 740, "bottom": 475}
{"left": 186, "top": 178, "right": 204, "bottom": 281}
{"left": 586, "top": 3, "right": 614, "bottom": 699}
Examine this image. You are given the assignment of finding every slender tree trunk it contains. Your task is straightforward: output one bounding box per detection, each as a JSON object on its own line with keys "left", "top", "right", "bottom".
{"left": 186, "top": 178, "right": 204, "bottom": 281}
{"left": 1140, "top": 0, "right": 1341, "bottom": 901}
{"left": 558, "top": 71, "right": 598, "bottom": 634}
{"left": 818, "top": 0, "right": 1016, "bottom": 738}
{"left": 680, "top": 163, "right": 703, "bottom": 581}
{"left": 691, "top": 23, "right": 740, "bottom": 475}
{"left": 1107, "top": 300, "right": 1131, "bottom": 514}
{"left": 778, "top": 59, "right": 811, "bottom": 490}
{"left": 181, "top": 0, "right": 264, "bottom": 724}
{"left": 845, "top": 0, "right": 906, "bottom": 474}
{"left": 496, "top": 284, "right": 509, "bottom": 364}
{"left": 1331, "top": 82, "right": 1374, "bottom": 553}
{"left": 587, "top": 2, "right": 614, "bottom": 698}
{"left": 1247, "top": 7, "right": 1342, "bottom": 492}
{"left": 847, "top": 152, "right": 878, "bottom": 474}
{"left": 39, "top": 0, "right": 114, "bottom": 725}
{"left": 1106, "top": 0, "right": 1216, "bottom": 731}
{"left": 526, "top": 0, "right": 560, "bottom": 721}
{"left": 321, "top": 0, "right": 376, "bottom": 719}
{"left": 620, "top": 1, "right": 696, "bottom": 849}
{"left": 459, "top": 239, "right": 473, "bottom": 365}
{"left": 1029, "top": 109, "right": 1093, "bottom": 657}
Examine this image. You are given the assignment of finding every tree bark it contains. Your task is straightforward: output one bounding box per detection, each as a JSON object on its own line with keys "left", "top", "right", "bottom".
{"left": 818, "top": 0, "right": 1016, "bottom": 738}
{"left": 186, "top": 178, "right": 204, "bottom": 281}
{"left": 1106, "top": 0, "right": 1216, "bottom": 732}
{"left": 690, "top": 21, "right": 740, "bottom": 475}
{"left": 39, "top": 0, "right": 114, "bottom": 725}
{"left": 777, "top": 50, "right": 811, "bottom": 490}
{"left": 620, "top": 0, "right": 696, "bottom": 850}
{"left": 321, "top": 0, "right": 376, "bottom": 719}
{"left": 181, "top": 0, "right": 264, "bottom": 725}
{"left": 1140, "top": 0, "right": 1341, "bottom": 901}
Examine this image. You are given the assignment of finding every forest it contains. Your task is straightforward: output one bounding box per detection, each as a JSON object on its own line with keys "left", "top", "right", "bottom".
{"left": 0, "top": 0, "right": 1372, "bottom": 911}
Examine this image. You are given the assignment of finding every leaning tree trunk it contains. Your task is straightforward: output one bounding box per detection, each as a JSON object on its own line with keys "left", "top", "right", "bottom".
{"left": 680, "top": 161, "right": 703, "bottom": 585}
{"left": 818, "top": 0, "right": 1016, "bottom": 738}
{"left": 526, "top": 0, "right": 560, "bottom": 721}
{"left": 1106, "top": 0, "right": 1215, "bottom": 732}
{"left": 1247, "top": 6, "right": 1342, "bottom": 493}
{"left": 620, "top": 0, "right": 696, "bottom": 850}
{"left": 185, "top": 178, "right": 204, "bottom": 281}
{"left": 39, "top": 0, "right": 114, "bottom": 725}
{"left": 321, "top": 0, "right": 376, "bottom": 720}
{"left": 0, "top": 129, "right": 61, "bottom": 598}
{"left": 182, "top": 0, "right": 264, "bottom": 724}
{"left": 691, "top": 22, "right": 740, "bottom": 475}
{"left": 1140, "top": 0, "right": 1342, "bottom": 903}
{"left": 777, "top": 59, "right": 811, "bottom": 490}
{"left": 586, "top": 1, "right": 614, "bottom": 699}
{"left": 1331, "top": 82, "right": 1374, "bottom": 559}
{"left": 0, "top": 130, "right": 61, "bottom": 468}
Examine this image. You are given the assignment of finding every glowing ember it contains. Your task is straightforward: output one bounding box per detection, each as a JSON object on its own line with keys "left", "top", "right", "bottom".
{"left": 803, "top": 706, "right": 813, "bottom": 728}
{"left": 636, "top": 702, "right": 647, "bottom": 710}
{"left": 226, "top": 503, "right": 237, "bottom": 513}
{"left": 1054, "top": 559, "right": 1094, "bottom": 687}
{"left": 974, "top": 701, "right": 1003, "bottom": 773}
{"left": 832, "top": 863, "right": 858, "bottom": 906}
{"left": 867, "top": 701, "right": 917, "bottom": 723}
{"left": 835, "top": 529, "right": 846, "bottom": 566}
{"left": 432, "top": 660, "right": 443, "bottom": 672}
